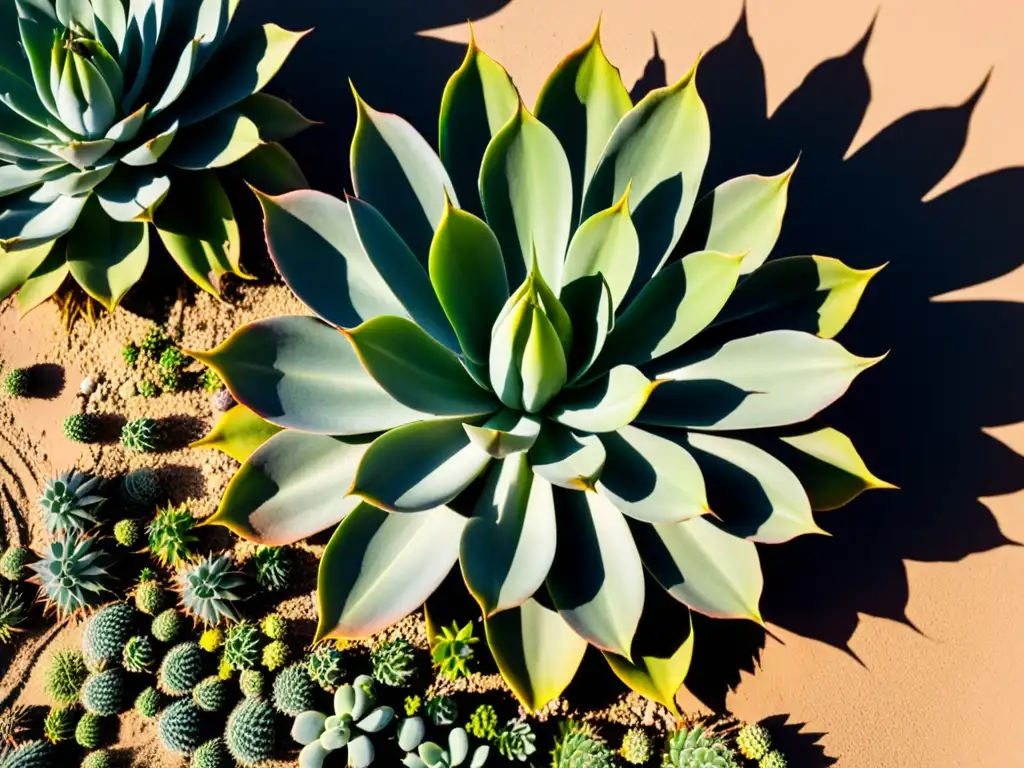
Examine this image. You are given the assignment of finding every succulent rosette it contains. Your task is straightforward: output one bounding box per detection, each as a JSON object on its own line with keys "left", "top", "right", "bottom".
{"left": 0, "top": 0, "right": 310, "bottom": 312}
{"left": 193, "top": 25, "right": 890, "bottom": 713}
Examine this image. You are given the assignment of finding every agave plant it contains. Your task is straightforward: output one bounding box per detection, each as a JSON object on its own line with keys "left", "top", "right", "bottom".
{"left": 0, "top": 0, "right": 310, "bottom": 315}
{"left": 193, "top": 25, "right": 890, "bottom": 712}
{"left": 174, "top": 553, "right": 245, "bottom": 625}
{"left": 38, "top": 469, "right": 105, "bottom": 535}
{"left": 29, "top": 533, "right": 113, "bottom": 615}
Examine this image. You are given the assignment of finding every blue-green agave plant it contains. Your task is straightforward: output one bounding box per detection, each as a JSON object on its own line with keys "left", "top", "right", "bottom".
{"left": 192, "top": 24, "right": 891, "bottom": 713}
{"left": 0, "top": 0, "right": 310, "bottom": 313}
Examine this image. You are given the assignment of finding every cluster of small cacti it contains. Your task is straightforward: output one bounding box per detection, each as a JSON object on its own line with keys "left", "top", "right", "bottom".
{"left": 147, "top": 504, "right": 198, "bottom": 567}
{"left": 29, "top": 534, "right": 114, "bottom": 616}
{"left": 3, "top": 367, "right": 31, "bottom": 397}
{"left": 250, "top": 546, "right": 291, "bottom": 592}
{"left": 735, "top": 723, "right": 786, "bottom": 768}
{"left": 120, "top": 417, "right": 160, "bottom": 453}
{"left": 371, "top": 637, "right": 417, "bottom": 687}
{"left": 0, "top": 546, "right": 29, "bottom": 580}
{"left": 0, "top": 584, "right": 28, "bottom": 643}
{"left": 431, "top": 621, "right": 478, "bottom": 681}
{"left": 37, "top": 471, "right": 105, "bottom": 535}
{"left": 62, "top": 413, "right": 98, "bottom": 444}
{"left": 176, "top": 554, "right": 245, "bottom": 625}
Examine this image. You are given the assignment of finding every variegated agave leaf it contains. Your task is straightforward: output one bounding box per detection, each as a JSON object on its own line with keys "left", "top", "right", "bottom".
{"left": 193, "top": 22, "right": 891, "bottom": 714}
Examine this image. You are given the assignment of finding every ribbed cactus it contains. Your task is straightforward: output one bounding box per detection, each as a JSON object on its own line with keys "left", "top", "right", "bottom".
{"left": 82, "top": 602, "right": 136, "bottom": 669}
{"left": 134, "top": 578, "right": 164, "bottom": 615}
{"left": 191, "top": 738, "right": 229, "bottom": 768}
{"left": 371, "top": 638, "right": 416, "bottom": 688}
{"left": 239, "top": 669, "right": 265, "bottom": 700}
{"left": 3, "top": 368, "right": 30, "bottom": 397}
{"left": 147, "top": 504, "right": 197, "bottom": 568}
{"left": 113, "top": 519, "right": 141, "bottom": 548}
{"left": 157, "top": 699, "right": 203, "bottom": 757}
{"left": 225, "top": 698, "right": 277, "bottom": 766}
{"left": 306, "top": 643, "right": 346, "bottom": 691}
{"left": 0, "top": 740, "right": 55, "bottom": 767}
{"left": 122, "top": 635, "right": 156, "bottom": 673}
{"left": 62, "top": 414, "right": 97, "bottom": 444}
{"left": 224, "top": 621, "right": 262, "bottom": 671}
{"left": 45, "top": 651, "right": 88, "bottom": 705}
{"left": 29, "top": 534, "right": 113, "bottom": 616}
{"left": 662, "top": 727, "right": 738, "bottom": 768}
{"left": 42, "top": 707, "right": 75, "bottom": 744}
{"left": 193, "top": 676, "right": 231, "bottom": 713}
{"left": 159, "top": 642, "right": 205, "bottom": 696}
{"left": 122, "top": 468, "right": 163, "bottom": 508}
{"left": 81, "top": 668, "right": 126, "bottom": 716}
{"left": 251, "top": 546, "right": 291, "bottom": 592}
{"left": 426, "top": 696, "right": 458, "bottom": 727}
{"left": 152, "top": 608, "right": 184, "bottom": 643}
{"left": 120, "top": 418, "right": 159, "bottom": 453}
{"left": 271, "top": 663, "right": 316, "bottom": 716}
{"left": 38, "top": 470, "right": 106, "bottom": 535}
{"left": 81, "top": 750, "right": 111, "bottom": 768}
{"left": 0, "top": 546, "right": 29, "bottom": 581}
{"left": 552, "top": 721, "right": 616, "bottom": 768}
{"left": 176, "top": 554, "right": 245, "bottom": 625}
{"left": 620, "top": 728, "right": 654, "bottom": 765}
{"left": 135, "top": 686, "right": 162, "bottom": 719}
{"left": 74, "top": 712, "right": 104, "bottom": 749}
{"left": 735, "top": 723, "right": 771, "bottom": 761}
{"left": 497, "top": 719, "right": 536, "bottom": 762}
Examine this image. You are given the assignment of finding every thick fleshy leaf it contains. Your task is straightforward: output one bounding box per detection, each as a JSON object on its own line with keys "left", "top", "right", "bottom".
{"left": 38, "top": 161, "right": 115, "bottom": 198}
{"left": 463, "top": 410, "right": 541, "bottom": 458}
{"left": 438, "top": 36, "right": 518, "bottom": 215}
{"left": 345, "top": 316, "right": 499, "bottom": 416}
{"left": 0, "top": 190, "right": 87, "bottom": 251}
{"left": 189, "top": 0, "right": 242, "bottom": 72}
{"left": 397, "top": 718, "right": 426, "bottom": 752}
{"left": 205, "top": 431, "right": 372, "bottom": 545}
{"left": 643, "top": 331, "right": 884, "bottom": 431}
{"left": 92, "top": 0, "right": 127, "bottom": 54}
{"left": 776, "top": 427, "right": 895, "bottom": 511}
{"left": 358, "top": 707, "right": 394, "bottom": 734}
{"left": 581, "top": 59, "right": 709, "bottom": 297}
{"left": 119, "top": 121, "right": 178, "bottom": 166}
{"left": 119, "top": 0, "right": 174, "bottom": 109}
{"left": 150, "top": 38, "right": 201, "bottom": 117}
{"left": 299, "top": 742, "right": 330, "bottom": 768}
{"left": 235, "top": 142, "right": 307, "bottom": 194}
{"left": 292, "top": 711, "right": 327, "bottom": 745}
{"left": 0, "top": 59, "right": 58, "bottom": 133}
{"left": 560, "top": 274, "right": 613, "bottom": 383}
{"left": 631, "top": 516, "right": 763, "bottom": 622}
{"left": 348, "top": 195, "right": 458, "bottom": 351}
{"left": 677, "top": 167, "right": 794, "bottom": 274}
{"left": 316, "top": 503, "right": 466, "bottom": 640}
{"left": 429, "top": 200, "right": 509, "bottom": 364}
{"left": 561, "top": 186, "right": 638, "bottom": 308}
{"left": 17, "top": 15, "right": 59, "bottom": 117}
{"left": 152, "top": 172, "right": 246, "bottom": 296}
{"left": 49, "top": 138, "right": 115, "bottom": 169}
{"left": 105, "top": 103, "right": 146, "bottom": 143}
{"left": 177, "top": 24, "right": 308, "bottom": 126}
{"left": 535, "top": 21, "right": 632, "bottom": 225}
{"left": 189, "top": 315, "right": 427, "bottom": 435}
{"left": 528, "top": 423, "right": 606, "bottom": 490}
{"left": 66, "top": 197, "right": 148, "bottom": 309}
{"left": 256, "top": 189, "right": 404, "bottom": 328}
{"left": 347, "top": 735, "right": 374, "bottom": 768}
{"left": 461, "top": 454, "right": 557, "bottom": 616}
{"left": 549, "top": 365, "right": 653, "bottom": 433}
{"left": 484, "top": 596, "right": 587, "bottom": 712}
{"left": 15, "top": 241, "right": 68, "bottom": 313}
{"left": 546, "top": 489, "right": 644, "bottom": 657}
{"left": 448, "top": 729, "right": 469, "bottom": 767}
{"left": 519, "top": 301, "right": 568, "bottom": 414}
{"left": 0, "top": 131, "right": 58, "bottom": 162}
{"left": 479, "top": 103, "right": 572, "bottom": 290}
{"left": 686, "top": 432, "right": 820, "bottom": 543}
{"left": 0, "top": 162, "right": 64, "bottom": 198}
{"left": 350, "top": 86, "right": 458, "bottom": 263}
{"left": 94, "top": 166, "right": 170, "bottom": 222}
{"left": 0, "top": 238, "right": 55, "bottom": 301}
{"left": 709, "top": 255, "right": 884, "bottom": 340}
{"left": 596, "top": 425, "right": 707, "bottom": 524}
{"left": 348, "top": 417, "right": 492, "bottom": 512}
{"left": 598, "top": 250, "right": 743, "bottom": 369}
{"left": 190, "top": 403, "right": 283, "bottom": 462}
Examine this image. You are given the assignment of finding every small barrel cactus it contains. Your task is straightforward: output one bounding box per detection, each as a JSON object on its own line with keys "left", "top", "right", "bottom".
{"left": 239, "top": 669, "right": 265, "bottom": 699}
{"left": 157, "top": 698, "right": 203, "bottom": 756}
{"left": 0, "top": 546, "right": 30, "bottom": 581}
{"left": 148, "top": 504, "right": 198, "bottom": 568}
{"left": 466, "top": 705, "right": 499, "bottom": 743}
{"left": 122, "top": 468, "right": 163, "bottom": 508}
{"left": 134, "top": 578, "right": 164, "bottom": 615}
{"left": 260, "top": 613, "right": 286, "bottom": 640}
{"left": 74, "top": 712, "right": 105, "bottom": 749}
{"left": 3, "top": 368, "right": 30, "bottom": 397}
{"left": 113, "top": 519, "right": 141, "bottom": 548}
{"left": 29, "top": 534, "right": 113, "bottom": 616}
{"left": 159, "top": 642, "right": 205, "bottom": 696}
{"left": 226, "top": 698, "right": 277, "bottom": 766}
{"left": 224, "top": 621, "right": 262, "bottom": 672}
{"left": 0, "top": 740, "right": 55, "bottom": 767}
{"left": 43, "top": 707, "right": 76, "bottom": 743}
{"left": 152, "top": 608, "right": 184, "bottom": 643}
{"left": 306, "top": 643, "right": 346, "bottom": 691}
{"left": 63, "top": 413, "right": 98, "bottom": 444}
{"left": 81, "top": 668, "right": 126, "bottom": 716}
{"left": 191, "top": 738, "right": 229, "bottom": 768}
{"left": 271, "top": 663, "right": 316, "bottom": 717}
{"left": 662, "top": 727, "right": 738, "bottom": 768}
{"left": 261, "top": 640, "right": 289, "bottom": 671}
{"left": 44, "top": 649, "right": 88, "bottom": 705}
{"left": 38, "top": 470, "right": 106, "bottom": 536}
{"left": 82, "top": 750, "right": 111, "bottom": 768}
{"left": 250, "top": 546, "right": 291, "bottom": 592}
{"left": 426, "top": 695, "right": 458, "bottom": 727}
{"left": 620, "top": 727, "right": 654, "bottom": 765}
{"left": 736, "top": 723, "right": 771, "bottom": 761}
{"left": 289, "top": 676, "right": 394, "bottom": 768}
{"left": 123, "top": 635, "right": 157, "bottom": 673}
{"left": 759, "top": 751, "right": 787, "bottom": 768}
{"left": 176, "top": 554, "right": 245, "bottom": 625}
{"left": 135, "top": 686, "right": 162, "bottom": 719}
{"left": 371, "top": 637, "right": 416, "bottom": 688}
{"left": 121, "top": 418, "right": 160, "bottom": 453}
{"left": 193, "top": 676, "right": 231, "bottom": 713}
{"left": 553, "top": 722, "right": 615, "bottom": 768}
{"left": 200, "top": 628, "right": 225, "bottom": 653}
{"left": 498, "top": 719, "right": 537, "bottom": 762}
{"left": 82, "top": 602, "right": 137, "bottom": 669}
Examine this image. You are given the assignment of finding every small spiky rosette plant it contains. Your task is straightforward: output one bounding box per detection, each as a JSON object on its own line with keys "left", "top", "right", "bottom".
{"left": 0, "top": 546, "right": 30, "bottom": 581}
{"left": 44, "top": 649, "right": 88, "bottom": 705}
{"left": 224, "top": 621, "right": 262, "bottom": 671}
{"left": 29, "top": 533, "right": 113, "bottom": 616}
{"left": 271, "top": 663, "right": 316, "bottom": 717}
{"left": 498, "top": 719, "right": 537, "bottom": 762}
{"left": 121, "top": 418, "right": 159, "bottom": 453}
{"left": 82, "top": 602, "right": 137, "bottom": 669}
{"left": 306, "top": 643, "right": 346, "bottom": 691}
{"left": 38, "top": 470, "right": 105, "bottom": 535}
{"left": 0, "top": 584, "right": 28, "bottom": 643}
{"left": 553, "top": 721, "right": 615, "bottom": 768}
{"left": 371, "top": 637, "right": 416, "bottom": 687}
{"left": 662, "top": 726, "right": 738, "bottom": 768}
{"left": 250, "top": 546, "right": 291, "bottom": 592}
{"left": 735, "top": 723, "right": 771, "bottom": 761}
{"left": 431, "top": 621, "right": 478, "bottom": 681}
{"left": 426, "top": 695, "right": 458, "bottom": 727}
{"left": 148, "top": 504, "right": 198, "bottom": 568}
{"left": 176, "top": 554, "right": 245, "bottom": 625}
{"left": 42, "top": 707, "right": 75, "bottom": 744}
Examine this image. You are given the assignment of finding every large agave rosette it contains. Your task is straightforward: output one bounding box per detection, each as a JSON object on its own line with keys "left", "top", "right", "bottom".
{"left": 0, "top": 0, "right": 310, "bottom": 312}
{"left": 192, "top": 26, "right": 891, "bottom": 713}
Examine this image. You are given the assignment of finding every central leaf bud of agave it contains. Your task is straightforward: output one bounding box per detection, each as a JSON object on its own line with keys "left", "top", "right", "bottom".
{"left": 489, "top": 269, "right": 573, "bottom": 414}
{"left": 51, "top": 27, "right": 123, "bottom": 139}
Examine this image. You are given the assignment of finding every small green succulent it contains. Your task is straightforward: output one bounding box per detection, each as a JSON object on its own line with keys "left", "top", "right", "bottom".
{"left": 307, "top": 643, "right": 347, "bottom": 691}
{"left": 552, "top": 721, "right": 615, "bottom": 768}
{"left": 0, "top": 546, "right": 30, "bottom": 581}
{"left": 200, "top": 627, "right": 225, "bottom": 653}
{"left": 498, "top": 719, "right": 537, "bottom": 762}
{"left": 152, "top": 608, "right": 185, "bottom": 643}
{"left": 122, "top": 468, "right": 163, "bottom": 508}
{"left": 113, "top": 519, "right": 141, "bottom": 548}
{"left": 159, "top": 642, "right": 205, "bottom": 696}
{"left": 147, "top": 503, "right": 198, "bottom": 568}
{"left": 176, "top": 553, "right": 245, "bottom": 625}
{"left": 191, "top": 738, "right": 229, "bottom": 768}
{"left": 621, "top": 727, "right": 654, "bottom": 765}
{"left": 759, "top": 751, "right": 786, "bottom": 768}
{"left": 82, "top": 602, "right": 136, "bottom": 669}
{"left": 135, "top": 686, "right": 162, "bottom": 719}
{"left": 42, "top": 707, "right": 76, "bottom": 744}
{"left": 81, "top": 668, "right": 126, "bottom": 716}
{"left": 736, "top": 723, "right": 770, "bottom": 761}
{"left": 226, "top": 697, "right": 277, "bottom": 766}
{"left": 260, "top": 612, "right": 287, "bottom": 640}
{"left": 44, "top": 649, "right": 89, "bottom": 705}
{"left": 239, "top": 669, "right": 265, "bottom": 699}
{"left": 122, "top": 634, "right": 156, "bottom": 673}
{"left": 38, "top": 470, "right": 105, "bottom": 536}
{"left": 122, "top": 342, "right": 140, "bottom": 368}
{"left": 141, "top": 328, "right": 170, "bottom": 362}
{"left": 74, "top": 712, "right": 105, "bottom": 749}
{"left": 426, "top": 696, "right": 458, "bottom": 727}
{"left": 662, "top": 726, "right": 738, "bottom": 768}
{"left": 201, "top": 368, "right": 222, "bottom": 394}
{"left": 371, "top": 637, "right": 416, "bottom": 687}
{"left": 405, "top": 695, "right": 422, "bottom": 716}
{"left": 161, "top": 368, "right": 184, "bottom": 393}
{"left": 289, "top": 675, "right": 394, "bottom": 768}
{"left": 431, "top": 621, "right": 478, "bottom": 681}
{"left": 193, "top": 676, "right": 231, "bottom": 713}
{"left": 251, "top": 546, "right": 291, "bottom": 592}
{"left": 466, "top": 705, "right": 499, "bottom": 743}
{"left": 224, "top": 621, "right": 263, "bottom": 672}
{"left": 262, "top": 640, "right": 289, "bottom": 671}
{"left": 134, "top": 577, "right": 164, "bottom": 615}
{"left": 272, "top": 663, "right": 317, "bottom": 717}
{"left": 62, "top": 413, "right": 98, "bottom": 443}
{"left": 136, "top": 379, "right": 160, "bottom": 398}
{"left": 82, "top": 751, "right": 111, "bottom": 768}
{"left": 3, "top": 368, "right": 31, "bottom": 397}
{"left": 395, "top": 717, "right": 491, "bottom": 768}
{"left": 160, "top": 347, "right": 189, "bottom": 371}
{"left": 0, "top": 584, "right": 28, "bottom": 643}
{"left": 157, "top": 699, "right": 203, "bottom": 757}
{"left": 29, "top": 534, "right": 113, "bottom": 616}
{"left": 121, "top": 417, "right": 159, "bottom": 453}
